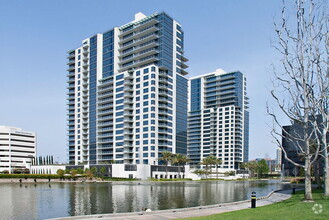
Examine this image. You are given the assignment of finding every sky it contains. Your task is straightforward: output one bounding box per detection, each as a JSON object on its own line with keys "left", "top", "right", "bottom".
{"left": 0, "top": 0, "right": 289, "bottom": 163}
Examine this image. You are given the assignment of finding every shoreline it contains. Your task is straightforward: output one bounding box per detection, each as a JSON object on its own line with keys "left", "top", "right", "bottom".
{"left": 0, "top": 178, "right": 285, "bottom": 184}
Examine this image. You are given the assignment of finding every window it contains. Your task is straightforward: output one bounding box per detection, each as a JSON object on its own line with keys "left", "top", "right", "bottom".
{"left": 116, "top": 87, "right": 124, "bottom": 92}
{"left": 116, "top": 74, "right": 124, "bottom": 80}
{"left": 116, "top": 81, "right": 124, "bottom": 86}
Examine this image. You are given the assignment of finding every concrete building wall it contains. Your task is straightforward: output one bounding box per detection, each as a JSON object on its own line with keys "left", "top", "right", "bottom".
{"left": 67, "top": 12, "right": 188, "bottom": 166}
{"left": 0, "top": 126, "right": 36, "bottom": 173}
{"left": 187, "top": 69, "right": 249, "bottom": 171}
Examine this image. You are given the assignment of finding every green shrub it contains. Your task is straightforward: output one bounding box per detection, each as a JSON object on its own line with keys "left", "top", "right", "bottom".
{"left": 224, "top": 171, "right": 235, "bottom": 176}
{"left": 0, "top": 174, "right": 86, "bottom": 179}
{"left": 150, "top": 178, "right": 192, "bottom": 181}
{"left": 103, "top": 177, "right": 139, "bottom": 181}
{"left": 0, "top": 174, "right": 60, "bottom": 179}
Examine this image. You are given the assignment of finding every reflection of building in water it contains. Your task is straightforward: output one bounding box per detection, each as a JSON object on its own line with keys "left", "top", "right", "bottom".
{"left": 68, "top": 183, "right": 114, "bottom": 216}
{"left": 68, "top": 181, "right": 252, "bottom": 214}
{"left": 183, "top": 181, "right": 249, "bottom": 206}
{"left": 0, "top": 180, "right": 281, "bottom": 218}
{"left": 0, "top": 184, "right": 38, "bottom": 220}
{"left": 111, "top": 183, "right": 154, "bottom": 212}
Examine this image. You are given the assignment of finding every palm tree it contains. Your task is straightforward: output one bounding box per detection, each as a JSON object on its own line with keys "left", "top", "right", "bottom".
{"left": 100, "top": 167, "right": 107, "bottom": 177}
{"left": 180, "top": 154, "right": 191, "bottom": 179}
{"left": 171, "top": 154, "right": 180, "bottom": 178}
{"left": 171, "top": 154, "right": 190, "bottom": 178}
{"left": 158, "top": 151, "right": 173, "bottom": 179}
{"left": 85, "top": 168, "right": 93, "bottom": 180}
{"left": 214, "top": 158, "right": 222, "bottom": 179}
{"left": 200, "top": 156, "right": 216, "bottom": 179}
{"left": 70, "top": 169, "right": 77, "bottom": 180}
{"left": 193, "top": 169, "right": 207, "bottom": 178}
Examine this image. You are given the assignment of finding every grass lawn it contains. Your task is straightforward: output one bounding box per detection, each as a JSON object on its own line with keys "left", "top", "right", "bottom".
{"left": 184, "top": 189, "right": 329, "bottom": 220}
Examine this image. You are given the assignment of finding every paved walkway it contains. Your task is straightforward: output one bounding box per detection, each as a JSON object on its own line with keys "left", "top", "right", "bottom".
{"left": 52, "top": 189, "right": 293, "bottom": 220}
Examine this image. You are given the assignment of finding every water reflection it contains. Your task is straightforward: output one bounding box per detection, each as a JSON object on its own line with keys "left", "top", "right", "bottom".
{"left": 0, "top": 180, "right": 285, "bottom": 220}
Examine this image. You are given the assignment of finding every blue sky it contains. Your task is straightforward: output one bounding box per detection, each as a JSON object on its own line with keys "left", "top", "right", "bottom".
{"left": 0, "top": 0, "right": 287, "bottom": 163}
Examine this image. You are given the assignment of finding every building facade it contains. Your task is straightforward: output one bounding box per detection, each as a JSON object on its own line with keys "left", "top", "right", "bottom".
{"left": 67, "top": 12, "right": 188, "bottom": 165}
{"left": 281, "top": 123, "right": 324, "bottom": 176}
{"left": 0, "top": 126, "right": 36, "bottom": 173}
{"left": 187, "top": 69, "right": 249, "bottom": 171}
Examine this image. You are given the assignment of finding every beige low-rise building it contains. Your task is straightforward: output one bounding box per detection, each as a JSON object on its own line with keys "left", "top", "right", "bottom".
{"left": 0, "top": 126, "right": 36, "bottom": 173}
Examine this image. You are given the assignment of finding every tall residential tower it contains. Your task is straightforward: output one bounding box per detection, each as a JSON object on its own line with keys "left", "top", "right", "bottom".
{"left": 67, "top": 12, "right": 188, "bottom": 165}
{"left": 187, "top": 69, "right": 249, "bottom": 171}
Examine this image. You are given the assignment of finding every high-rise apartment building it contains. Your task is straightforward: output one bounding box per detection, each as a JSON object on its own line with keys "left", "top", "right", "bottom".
{"left": 67, "top": 12, "right": 188, "bottom": 165}
{"left": 187, "top": 69, "right": 249, "bottom": 171}
{"left": 0, "top": 126, "right": 36, "bottom": 173}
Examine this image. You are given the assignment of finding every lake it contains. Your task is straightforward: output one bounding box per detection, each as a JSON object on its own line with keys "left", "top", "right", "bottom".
{"left": 0, "top": 179, "right": 286, "bottom": 220}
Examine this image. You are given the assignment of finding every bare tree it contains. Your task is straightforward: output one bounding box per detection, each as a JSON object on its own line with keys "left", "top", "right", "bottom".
{"left": 312, "top": 12, "right": 329, "bottom": 195}
{"left": 268, "top": 0, "right": 327, "bottom": 201}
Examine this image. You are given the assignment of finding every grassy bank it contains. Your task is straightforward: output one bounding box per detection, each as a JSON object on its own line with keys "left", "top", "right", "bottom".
{"left": 185, "top": 189, "right": 329, "bottom": 220}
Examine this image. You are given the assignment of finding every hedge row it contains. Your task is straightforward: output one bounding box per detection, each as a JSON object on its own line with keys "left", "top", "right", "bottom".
{"left": 103, "top": 177, "right": 139, "bottom": 181}
{"left": 0, "top": 174, "right": 85, "bottom": 179}
{"left": 151, "top": 178, "right": 192, "bottom": 181}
